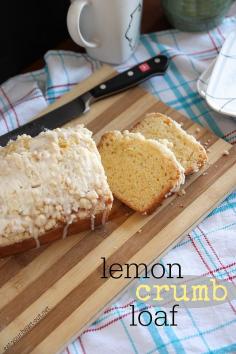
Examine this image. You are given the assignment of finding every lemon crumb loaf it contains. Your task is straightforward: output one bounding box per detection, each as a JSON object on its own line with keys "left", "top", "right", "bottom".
{"left": 0, "top": 125, "right": 113, "bottom": 256}
{"left": 132, "top": 113, "right": 208, "bottom": 174}
{"left": 98, "top": 130, "right": 185, "bottom": 214}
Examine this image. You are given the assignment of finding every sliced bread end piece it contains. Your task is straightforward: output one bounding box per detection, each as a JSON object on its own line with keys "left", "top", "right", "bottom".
{"left": 132, "top": 113, "right": 208, "bottom": 175}
{"left": 98, "top": 130, "right": 185, "bottom": 214}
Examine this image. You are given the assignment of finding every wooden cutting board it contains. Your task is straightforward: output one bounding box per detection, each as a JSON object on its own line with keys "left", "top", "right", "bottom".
{"left": 0, "top": 65, "right": 235, "bottom": 354}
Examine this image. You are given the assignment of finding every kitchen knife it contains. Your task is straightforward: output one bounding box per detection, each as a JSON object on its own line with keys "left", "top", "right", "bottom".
{"left": 0, "top": 55, "right": 169, "bottom": 147}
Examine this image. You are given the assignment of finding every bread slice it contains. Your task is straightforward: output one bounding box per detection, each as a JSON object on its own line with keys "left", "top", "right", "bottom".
{"left": 0, "top": 125, "right": 113, "bottom": 257}
{"left": 132, "top": 113, "right": 208, "bottom": 175}
{"left": 98, "top": 130, "right": 185, "bottom": 214}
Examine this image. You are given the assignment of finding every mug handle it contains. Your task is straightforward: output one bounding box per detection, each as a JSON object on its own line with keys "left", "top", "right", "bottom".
{"left": 67, "top": 0, "right": 98, "bottom": 48}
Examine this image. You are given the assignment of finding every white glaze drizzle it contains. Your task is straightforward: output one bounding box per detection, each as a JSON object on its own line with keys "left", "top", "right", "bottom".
{"left": 34, "top": 235, "right": 40, "bottom": 248}
{"left": 62, "top": 222, "right": 70, "bottom": 239}
{"left": 102, "top": 207, "right": 109, "bottom": 226}
{"left": 90, "top": 214, "right": 96, "bottom": 231}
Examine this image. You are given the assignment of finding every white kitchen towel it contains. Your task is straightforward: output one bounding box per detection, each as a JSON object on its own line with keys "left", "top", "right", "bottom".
{"left": 1, "top": 16, "right": 236, "bottom": 354}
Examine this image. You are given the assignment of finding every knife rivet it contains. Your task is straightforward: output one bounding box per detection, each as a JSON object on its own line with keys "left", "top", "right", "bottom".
{"left": 100, "top": 84, "right": 107, "bottom": 90}
{"left": 127, "top": 71, "right": 134, "bottom": 76}
{"left": 154, "top": 58, "right": 161, "bottom": 63}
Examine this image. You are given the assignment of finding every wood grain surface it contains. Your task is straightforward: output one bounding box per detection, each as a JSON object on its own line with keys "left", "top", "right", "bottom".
{"left": 0, "top": 65, "right": 235, "bottom": 354}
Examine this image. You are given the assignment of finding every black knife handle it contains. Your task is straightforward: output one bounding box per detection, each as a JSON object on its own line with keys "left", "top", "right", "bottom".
{"left": 90, "top": 55, "right": 169, "bottom": 100}
{"left": 0, "top": 55, "right": 169, "bottom": 147}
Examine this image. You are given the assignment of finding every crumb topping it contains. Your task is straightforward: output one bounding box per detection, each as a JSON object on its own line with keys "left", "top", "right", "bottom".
{"left": 0, "top": 125, "right": 113, "bottom": 246}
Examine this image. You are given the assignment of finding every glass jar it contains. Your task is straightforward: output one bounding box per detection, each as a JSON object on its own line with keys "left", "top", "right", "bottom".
{"left": 161, "top": 0, "right": 233, "bottom": 32}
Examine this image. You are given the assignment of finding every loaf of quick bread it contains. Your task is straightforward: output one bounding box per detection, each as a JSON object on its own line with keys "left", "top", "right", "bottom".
{"left": 98, "top": 130, "right": 185, "bottom": 214}
{"left": 0, "top": 125, "right": 113, "bottom": 257}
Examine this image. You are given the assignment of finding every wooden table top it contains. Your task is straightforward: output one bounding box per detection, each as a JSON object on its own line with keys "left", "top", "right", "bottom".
{"left": 25, "top": 0, "right": 171, "bottom": 72}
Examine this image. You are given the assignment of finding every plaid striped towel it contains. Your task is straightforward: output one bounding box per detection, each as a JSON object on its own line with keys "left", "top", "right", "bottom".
{"left": 1, "top": 15, "right": 236, "bottom": 354}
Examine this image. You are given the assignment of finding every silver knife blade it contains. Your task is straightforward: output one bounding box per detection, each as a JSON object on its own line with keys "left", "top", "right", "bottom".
{"left": 0, "top": 92, "right": 93, "bottom": 147}
{"left": 0, "top": 55, "right": 169, "bottom": 147}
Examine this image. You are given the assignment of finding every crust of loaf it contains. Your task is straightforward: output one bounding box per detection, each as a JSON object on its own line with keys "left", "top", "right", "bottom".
{"left": 0, "top": 212, "right": 108, "bottom": 258}
{"left": 132, "top": 113, "right": 208, "bottom": 175}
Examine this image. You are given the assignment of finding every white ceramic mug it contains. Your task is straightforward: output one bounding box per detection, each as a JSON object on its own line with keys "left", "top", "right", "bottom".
{"left": 67, "top": 0, "right": 143, "bottom": 64}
